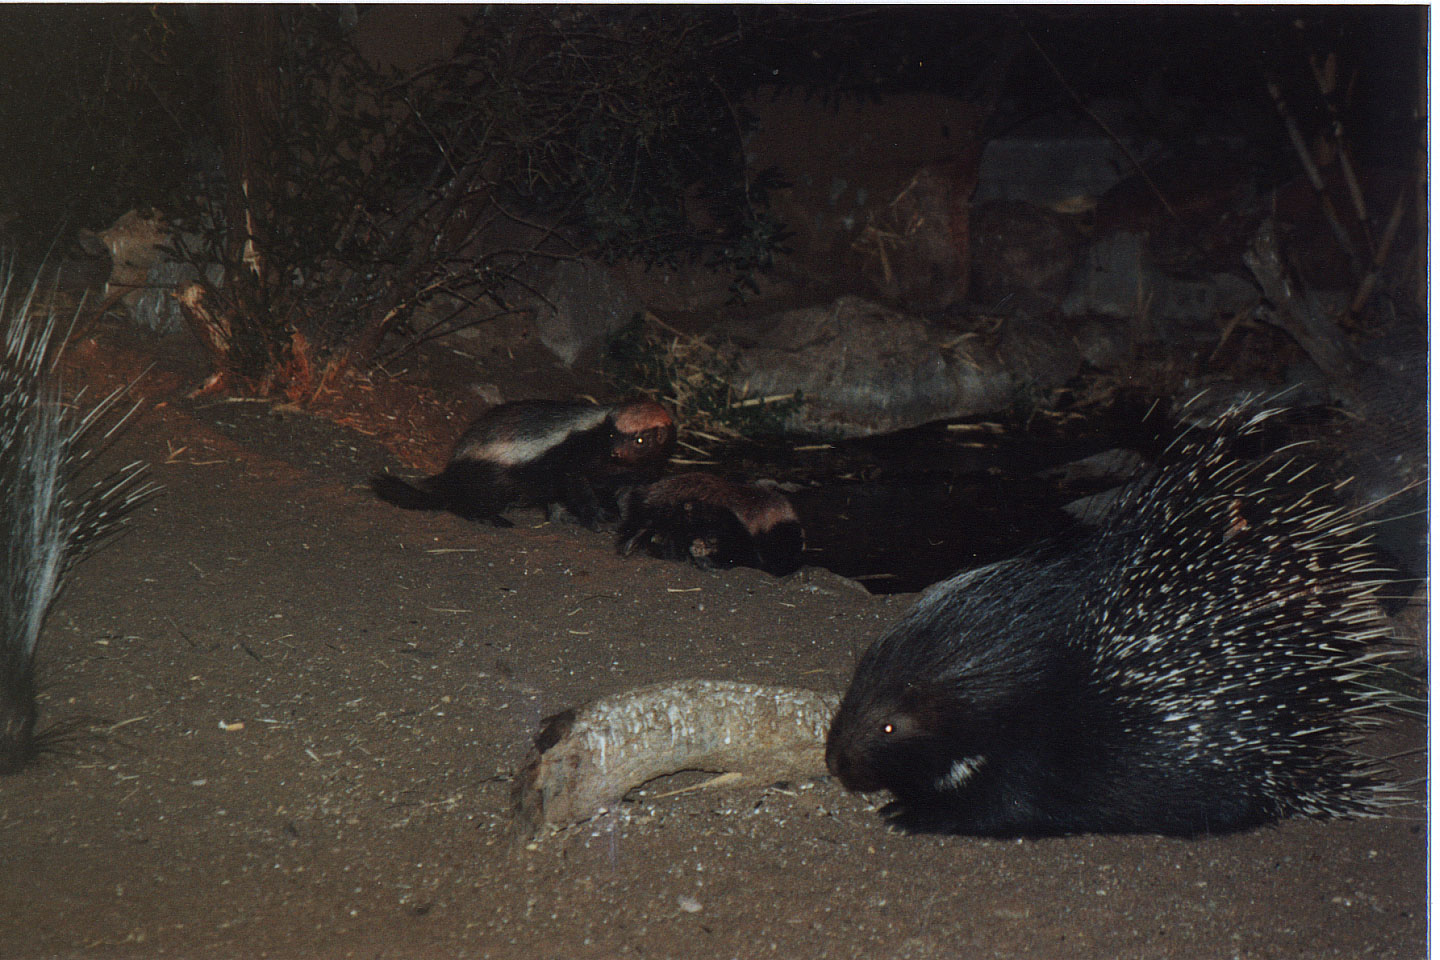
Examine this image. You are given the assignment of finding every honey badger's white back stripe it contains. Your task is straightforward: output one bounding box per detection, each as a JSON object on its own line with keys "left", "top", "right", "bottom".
{"left": 454, "top": 405, "right": 609, "bottom": 467}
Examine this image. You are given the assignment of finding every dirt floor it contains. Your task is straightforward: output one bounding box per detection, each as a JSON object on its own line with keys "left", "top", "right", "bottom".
{"left": 0, "top": 319, "right": 1428, "bottom": 960}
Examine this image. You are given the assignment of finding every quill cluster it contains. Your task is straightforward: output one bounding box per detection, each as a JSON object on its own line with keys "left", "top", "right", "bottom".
{"left": 0, "top": 275, "right": 155, "bottom": 772}
{"left": 826, "top": 404, "right": 1398, "bottom": 837}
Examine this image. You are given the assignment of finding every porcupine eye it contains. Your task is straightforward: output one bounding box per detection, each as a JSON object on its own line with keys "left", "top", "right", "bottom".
{"left": 878, "top": 712, "right": 920, "bottom": 740}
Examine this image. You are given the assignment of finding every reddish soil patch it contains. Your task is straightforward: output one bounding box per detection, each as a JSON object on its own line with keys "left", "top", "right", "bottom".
{"left": 0, "top": 318, "right": 1426, "bottom": 959}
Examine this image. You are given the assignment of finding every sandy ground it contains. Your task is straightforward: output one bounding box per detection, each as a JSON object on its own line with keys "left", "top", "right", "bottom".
{"left": 0, "top": 331, "right": 1427, "bottom": 960}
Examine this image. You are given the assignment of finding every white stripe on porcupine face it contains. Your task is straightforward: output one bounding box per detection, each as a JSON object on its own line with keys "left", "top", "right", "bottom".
{"left": 935, "top": 756, "right": 987, "bottom": 792}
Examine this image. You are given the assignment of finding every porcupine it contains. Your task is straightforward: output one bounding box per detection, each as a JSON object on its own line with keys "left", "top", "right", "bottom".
{"left": 372, "top": 398, "right": 676, "bottom": 527}
{"left": 616, "top": 472, "right": 804, "bottom": 576}
{"left": 825, "top": 403, "right": 1401, "bottom": 837}
{"left": 0, "top": 271, "right": 155, "bottom": 773}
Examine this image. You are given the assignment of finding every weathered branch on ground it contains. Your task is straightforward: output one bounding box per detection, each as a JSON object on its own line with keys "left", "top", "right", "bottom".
{"left": 513, "top": 680, "right": 838, "bottom": 840}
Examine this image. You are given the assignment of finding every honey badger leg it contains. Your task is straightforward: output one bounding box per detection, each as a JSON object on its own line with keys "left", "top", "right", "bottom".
{"left": 544, "top": 477, "right": 615, "bottom": 528}
{"left": 614, "top": 492, "right": 688, "bottom": 561}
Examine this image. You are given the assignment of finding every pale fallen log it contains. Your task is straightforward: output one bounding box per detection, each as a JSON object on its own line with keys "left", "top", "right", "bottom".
{"left": 513, "top": 680, "right": 839, "bottom": 840}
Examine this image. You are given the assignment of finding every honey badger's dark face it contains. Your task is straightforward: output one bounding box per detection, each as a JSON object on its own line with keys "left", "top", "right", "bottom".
{"left": 608, "top": 400, "right": 675, "bottom": 474}
{"left": 610, "top": 424, "right": 672, "bottom": 465}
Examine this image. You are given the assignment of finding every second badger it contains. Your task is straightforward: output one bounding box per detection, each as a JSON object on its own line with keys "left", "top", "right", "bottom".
{"left": 617, "top": 472, "right": 804, "bottom": 575}
{"left": 373, "top": 398, "right": 675, "bottom": 526}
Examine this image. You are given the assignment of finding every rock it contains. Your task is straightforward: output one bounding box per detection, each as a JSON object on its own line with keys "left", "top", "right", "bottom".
{"left": 613, "top": 259, "right": 741, "bottom": 316}
{"left": 132, "top": 260, "right": 225, "bottom": 336}
{"left": 720, "top": 296, "right": 1083, "bottom": 436}
{"left": 1061, "top": 230, "right": 1258, "bottom": 329}
{"left": 973, "top": 103, "right": 1160, "bottom": 210}
{"left": 428, "top": 204, "right": 643, "bottom": 368}
{"left": 744, "top": 88, "right": 982, "bottom": 309}
{"left": 535, "top": 258, "right": 642, "bottom": 367}
{"left": 93, "top": 209, "right": 171, "bottom": 309}
{"left": 850, "top": 166, "right": 972, "bottom": 311}
{"left": 89, "top": 209, "right": 221, "bottom": 334}
{"left": 52, "top": 232, "right": 113, "bottom": 298}
{"left": 970, "top": 200, "right": 1082, "bottom": 307}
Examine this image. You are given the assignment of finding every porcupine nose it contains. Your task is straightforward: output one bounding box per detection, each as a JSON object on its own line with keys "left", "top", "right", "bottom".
{"left": 825, "top": 737, "right": 875, "bottom": 792}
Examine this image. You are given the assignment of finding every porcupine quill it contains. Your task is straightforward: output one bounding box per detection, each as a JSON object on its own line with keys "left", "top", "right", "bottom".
{"left": 0, "top": 269, "right": 156, "bottom": 772}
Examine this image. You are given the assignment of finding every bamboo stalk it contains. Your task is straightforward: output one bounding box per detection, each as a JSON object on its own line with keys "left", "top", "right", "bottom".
{"left": 1264, "top": 76, "right": 1364, "bottom": 281}
{"left": 1305, "top": 49, "right": 1374, "bottom": 257}
{"left": 1347, "top": 178, "right": 1412, "bottom": 319}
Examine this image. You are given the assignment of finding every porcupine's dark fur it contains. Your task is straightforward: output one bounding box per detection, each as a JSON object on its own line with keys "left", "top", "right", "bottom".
{"left": 0, "top": 272, "right": 155, "bottom": 773}
{"left": 371, "top": 398, "right": 675, "bottom": 527}
{"left": 825, "top": 403, "right": 1401, "bottom": 838}
{"left": 616, "top": 472, "right": 804, "bottom": 576}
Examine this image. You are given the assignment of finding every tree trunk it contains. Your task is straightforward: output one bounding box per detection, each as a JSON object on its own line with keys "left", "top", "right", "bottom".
{"left": 215, "top": 6, "right": 283, "bottom": 290}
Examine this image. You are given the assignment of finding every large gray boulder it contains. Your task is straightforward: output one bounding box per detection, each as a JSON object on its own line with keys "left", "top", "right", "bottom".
{"left": 720, "top": 296, "right": 1086, "bottom": 436}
